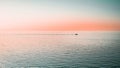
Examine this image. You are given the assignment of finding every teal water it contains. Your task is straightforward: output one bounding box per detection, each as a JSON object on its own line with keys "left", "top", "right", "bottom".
{"left": 0, "top": 31, "right": 120, "bottom": 68}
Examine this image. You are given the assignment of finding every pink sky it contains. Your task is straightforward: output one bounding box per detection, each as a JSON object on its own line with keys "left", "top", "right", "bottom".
{"left": 0, "top": 1, "right": 120, "bottom": 31}
{"left": 1, "top": 19, "right": 119, "bottom": 31}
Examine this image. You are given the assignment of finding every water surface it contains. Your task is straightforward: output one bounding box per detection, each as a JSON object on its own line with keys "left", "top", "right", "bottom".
{"left": 0, "top": 31, "right": 120, "bottom": 68}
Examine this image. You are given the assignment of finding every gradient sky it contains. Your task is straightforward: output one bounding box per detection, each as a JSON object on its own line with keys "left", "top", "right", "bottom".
{"left": 0, "top": 0, "right": 120, "bottom": 31}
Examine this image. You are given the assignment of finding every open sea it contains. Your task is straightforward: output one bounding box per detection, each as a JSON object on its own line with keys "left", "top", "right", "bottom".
{"left": 0, "top": 31, "right": 120, "bottom": 68}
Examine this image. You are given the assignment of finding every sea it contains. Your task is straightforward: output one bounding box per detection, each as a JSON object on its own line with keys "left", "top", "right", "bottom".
{"left": 0, "top": 31, "right": 120, "bottom": 68}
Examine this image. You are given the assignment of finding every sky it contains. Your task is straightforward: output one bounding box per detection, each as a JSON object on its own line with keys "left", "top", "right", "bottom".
{"left": 0, "top": 0, "right": 120, "bottom": 31}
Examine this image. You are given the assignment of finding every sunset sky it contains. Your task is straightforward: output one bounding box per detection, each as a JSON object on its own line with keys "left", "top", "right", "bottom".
{"left": 0, "top": 0, "right": 120, "bottom": 31}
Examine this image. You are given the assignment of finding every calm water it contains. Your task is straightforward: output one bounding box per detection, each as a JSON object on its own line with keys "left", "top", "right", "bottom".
{"left": 0, "top": 31, "right": 120, "bottom": 68}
